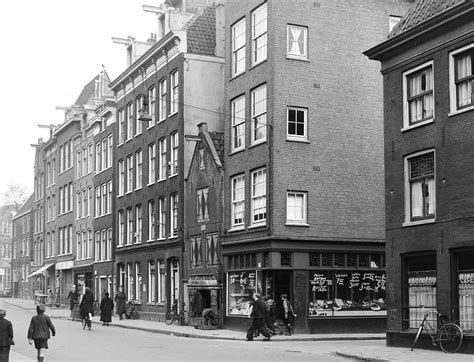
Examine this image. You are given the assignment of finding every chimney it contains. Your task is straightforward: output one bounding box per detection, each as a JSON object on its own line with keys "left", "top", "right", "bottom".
{"left": 147, "top": 33, "right": 157, "bottom": 46}
{"left": 38, "top": 138, "right": 43, "bottom": 144}
{"left": 198, "top": 122, "right": 208, "bottom": 133}
{"left": 215, "top": 1, "right": 225, "bottom": 57}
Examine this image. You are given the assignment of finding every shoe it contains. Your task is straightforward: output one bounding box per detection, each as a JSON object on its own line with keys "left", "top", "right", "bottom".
{"left": 246, "top": 339, "right": 253, "bottom": 341}
{"left": 264, "top": 336, "right": 271, "bottom": 341}
{"left": 102, "top": 323, "right": 106, "bottom": 326}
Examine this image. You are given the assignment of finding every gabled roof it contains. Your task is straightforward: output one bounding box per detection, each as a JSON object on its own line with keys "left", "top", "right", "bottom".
{"left": 15, "top": 194, "right": 34, "bottom": 216}
{"left": 185, "top": 4, "right": 216, "bottom": 56}
{"left": 388, "top": 0, "right": 467, "bottom": 38}
{"left": 74, "top": 71, "right": 113, "bottom": 106}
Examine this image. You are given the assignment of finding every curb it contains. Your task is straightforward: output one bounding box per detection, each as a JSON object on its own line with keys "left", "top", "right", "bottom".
{"left": 335, "top": 351, "right": 389, "bottom": 362}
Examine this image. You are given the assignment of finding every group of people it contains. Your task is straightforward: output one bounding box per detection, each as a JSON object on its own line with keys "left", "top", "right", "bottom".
{"left": 246, "top": 292, "right": 296, "bottom": 341}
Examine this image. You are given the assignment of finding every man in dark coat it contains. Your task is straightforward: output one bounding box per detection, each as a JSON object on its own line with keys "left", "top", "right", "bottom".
{"left": 114, "top": 287, "right": 126, "bottom": 320}
{"left": 246, "top": 292, "right": 272, "bottom": 341}
{"left": 27, "top": 305, "right": 55, "bottom": 362}
{"left": 100, "top": 292, "right": 114, "bottom": 326}
{"left": 80, "top": 288, "right": 94, "bottom": 318}
{"left": 0, "top": 309, "right": 14, "bottom": 362}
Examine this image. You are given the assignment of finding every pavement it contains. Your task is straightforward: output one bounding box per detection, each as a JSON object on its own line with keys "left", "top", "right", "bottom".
{"left": 2, "top": 298, "right": 473, "bottom": 361}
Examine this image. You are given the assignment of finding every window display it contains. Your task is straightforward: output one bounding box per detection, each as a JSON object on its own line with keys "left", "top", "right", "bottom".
{"left": 308, "top": 271, "right": 386, "bottom": 317}
{"left": 227, "top": 271, "right": 258, "bottom": 316}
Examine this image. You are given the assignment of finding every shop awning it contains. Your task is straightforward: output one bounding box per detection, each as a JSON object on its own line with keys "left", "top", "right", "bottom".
{"left": 26, "top": 263, "right": 54, "bottom": 278}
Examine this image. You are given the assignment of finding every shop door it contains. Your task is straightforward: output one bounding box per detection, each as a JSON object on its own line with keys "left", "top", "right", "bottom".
{"left": 273, "top": 271, "right": 292, "bottom": 318}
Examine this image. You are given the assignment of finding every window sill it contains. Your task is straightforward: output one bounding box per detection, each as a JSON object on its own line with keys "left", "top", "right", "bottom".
{"left": 169, "top": 173, "right": 178, "bottom": 179}
{"left": 126, "top": 139, "right": 132, "bottom": 143}
{"left": 230, "top": 71, "right": 245, "bottom": 82}
{"left": 401, "top": 118, "right": 434, "bottom": 132}
{"left": 285, "top": 222, "right": 309, "bottom": 227}
{"left": 248, "top": 223, "right": 266, "bottom": 229}
{"left": 158, "top": 118, "right": 166, "bottom": 124}
{"left": 249, "top": 140, "right": 266, "bottom": 149}
{"left": 125, "top": 191, "right": 133, "bottom": 195}
{"left": 229, "top": 148, "right": 245, "bottom": 156}
{"left": 135, "top": 132, "right": 142, "bottom": 137}
{"left": 250, "top": 59, "right": 267, "bottom": 70}
{"left": 228, "top": 226, "right": 245, "bottom": 233}
{"left": 168, "top": 235, "right": 178, "bottom": 240}
{"left": 117, "top": 194, "right": 123, "bottom": 198}
{"left": 157, "top": 237, "right": 166, "bottom": 241}
{"left": 286, "top": 137, "right": 309, "bottom": 144}
{"left": 168, "top": 111, "right": 178, "bottom": 117}
{"left": 147, "top": 123, "right": 155, "bottom": 130}
{"left": 117, "top": 142, "right": 124, "bottom": 148}
{"left": 134, "top": 187, "right": 142, "bottom": 191}
{"left": 146, "top": 239, "right": 155, "bottom": 243}
{"left": 448, "top": 105, "right": 474, "bottom": 117}
{"left": 286, "top": 55, "right": 309, "bottom": 62}
{"left": 157, "top": 178, "right": 166, "bottom": 183}
{"left": 402, "top": 218, "right": 436, "bottom": 227}
{"left": 147, "top": 182, "right": 156, "bottom": 187}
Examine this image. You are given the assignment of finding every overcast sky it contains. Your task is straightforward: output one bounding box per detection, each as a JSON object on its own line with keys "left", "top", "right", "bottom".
{"left": 0, "top": 0, "right": 163, "bottom": 204}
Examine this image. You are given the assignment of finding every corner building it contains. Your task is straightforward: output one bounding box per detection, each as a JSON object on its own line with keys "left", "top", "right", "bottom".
{"left": 366, "top": 0, "right": 474, "bottom": 353}
{"left": 222, "top": 0, "right": 413, "bottom": 333}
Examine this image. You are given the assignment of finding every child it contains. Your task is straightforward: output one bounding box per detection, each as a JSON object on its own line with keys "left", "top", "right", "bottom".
{"left": 27, "top": 305, "right": 55, "bottom": 362}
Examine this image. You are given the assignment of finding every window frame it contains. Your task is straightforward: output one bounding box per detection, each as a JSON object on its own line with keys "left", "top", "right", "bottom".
{"left": 158, "top": 78, "right": 167, "bottom": 122}
{"left": 231, "top": 174, "right": 245, "bottom": 229}
{"left": 148, "top": 86, "right": 156, "bottom": 127}
{"left": 135, "top": 149, "right": 143, "bottom": 190}
{"left": 231, "top": 17, "right": 246, "bottom": 77}
{"left": 170, "top": 71, "right": 179, "bottom": 115}
{"left": 287, "top": 24, "right": 308, "bottom": 60}
{"left": 449, "top": 44, "right": 474, "bottom": 115}
{"left": 126, "top": 102, "right": 134, "bottom": 141}
{"left": 148, "top": 143, "right": 156, "bottom": 185}
{"left": 251, "top": 168, "right": 266, "bottom": 226}
{"left": 286, "top": 191, "right": 307, "bottom": 225}
{"left": 251, "top": 2, "right": 267, "bottom": 67}
{"left": 251, "top": 84, "right": 267, "bottom": 145}
{"left": 231, "top": 95, "right": 246, "bottom": 152}
{"left": 287, "top": 106, "right": 307, "bottom": 141}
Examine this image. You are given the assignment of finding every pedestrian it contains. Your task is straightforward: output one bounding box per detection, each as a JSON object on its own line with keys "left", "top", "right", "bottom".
{"left": 264, "top": 298, "right": 277, "bottom": 335}
{"left": 100, "top": 292, "right": 114, "bottom": 326}
{"left": 246, "top": 292, "right": 272, "bottom": 341}
{"left": 80, "top": 288, "right": 94, "bottom": 328}
{"left": 280, "top": 294, "right": 296, "bottom": 335}
{"left": 67, "top": 286, "right": 78, "bottom": 320}
{"left": 114, "top": 287, "right": 126, "bottom": 320}
{"left": 27, "top": 304, "right": 55, "bottom": 362}
{"left": 0, "top": 309, "right": 14, "bottom": 362}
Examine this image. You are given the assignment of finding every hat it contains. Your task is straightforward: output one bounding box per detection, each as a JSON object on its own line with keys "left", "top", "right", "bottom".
{"left": 0, "top": 309, "right": 5, "bottom": 317}
{"left": 280, "top": 293, "right": 288, "bottom": 299}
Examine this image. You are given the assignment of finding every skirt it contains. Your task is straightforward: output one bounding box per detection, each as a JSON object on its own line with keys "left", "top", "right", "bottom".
{"left": 34, "top": 338, "right": 48, "bottom": 349}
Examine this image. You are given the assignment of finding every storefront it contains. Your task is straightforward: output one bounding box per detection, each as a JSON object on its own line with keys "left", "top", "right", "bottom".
{"left": 187, "top": 274, "right": 220, "bottom": 328}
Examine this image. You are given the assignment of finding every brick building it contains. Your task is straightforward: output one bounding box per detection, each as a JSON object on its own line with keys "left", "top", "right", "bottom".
{"left": 0, "top": 204, "right": 14, "bottom": 296}
{"left": 222, "top": 0, "right": 413, "bottom": 333}
{"left": 365, "top": 0, "right": 474, "bottom": 352}
{"left": 109, "top": 1, "right": 224, "bottom": 321}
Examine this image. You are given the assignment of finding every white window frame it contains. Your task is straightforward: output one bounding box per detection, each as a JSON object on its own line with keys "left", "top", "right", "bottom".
{"left": 159, "top": 78, "right": 167, "bottom": 122}
{"left": 118, "top": 159, "right": 125, "bottom": 196}
{"left": 231, "top": 95, "right": 246, "bottom": 152}
{"left": 170, "top": 194, "right": 178, "bottom": 238}
{"left": 158, "top": 138, "right": 167, "bottom": 181}
{"left": 157, "top": 260, "right": 165, "bottom": 303}
{"left": 107, "top": 228, "right": 112, "bottom": 260}
{"left": 135, "top": 204, "right": 142, "bottom": 244}
{"left": 148, "top": 143, "right": 156, "bottom": 185}
{"left": 251, "top": 2, "right": 267, "bottom": 66}
{"left": 170, "top": 71, "right": 179, "bottom": 115}
{"left": 126, "top": 208, "right": 133, "bottom": 245}
{"left": 148, "top": 200, "right": 155, "bottom": 241}
{"left": 402, "top": 60, "right": 435, "bottom": 131}
{"left": 126, "top": 155, "right": 134, "bottom": 193}
{"left": 251, "top": 84, "right": 267, "bottom": 145}
{"left": 170, "top": 132, "right": 178, "bottom": 177}
{"left": 148, "top": 260, "right": 156, "bottom": 303}
{"left": 287, "top": 24, "right": 308, "bottom": 60}
{"left": 118, "top": 210, "right": 124, "bottom": 247}
{"left": 287, "top": 106, "right": 307, "bottom": 141}
{"left": 286, "top": 191, "right": 307, "bottom": 224}
{"left": 135, "top": 96, "right": 143, "bottom": 135}
{"left": 118, "top": 109, "right": 125, "bottom": 144}
{"left": 403, "top": 149, "right": 436, "bottom": 227}
{"left": 158, "top": 197, "right": 166, "bottom": 239}
{"left": 107, "top": 135, "right": 113, "bottom": 167}
{"left": 251, "top": 168, "right": 266, "bottom": 225}
{"left": 231, "top": 18, "right": 246, "bottom": 77}
{"left": 148, "top": 86, "right": 156, "bottom": 127}
{"left": 231, "top": 174, "right": 245, "bottom": 229}
{"left": 136, "top": 150, "right": 143, "bottom": 190}
{"left": 126, "top": 102, "right": 134, "bottom": 141}
{"left": 449, "top": 44, "right": 474, "bottom": 116}
{"left": 107, "top": 181, "right": 112, "bottom": 214}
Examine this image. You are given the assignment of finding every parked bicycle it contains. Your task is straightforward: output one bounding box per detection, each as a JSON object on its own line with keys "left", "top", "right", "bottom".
{"left": 411, "top": 306, "right": 463, "bottom": 353}
{"left": 125, "top": 300, "right": 137, "bottom": 320}
{"left": 165, "top": 299, "right": 186, "bottom": 325}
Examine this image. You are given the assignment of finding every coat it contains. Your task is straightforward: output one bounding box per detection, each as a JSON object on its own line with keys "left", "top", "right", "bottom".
{"left": 250, "top": 299, "right": 266, "bottom": 319}
{"left": 0, "top": 318, "right": 14, "bottom": 347}
{"left": 114, "top": 291, "right": 126, "bottom": 316}
{"left": 80, "top": 291, "right": 95, "bottom": 316}
{"left": 27, "top": 314, "right": 55, "bottom": 340}
{"left": 100, "top": 297, "right": 114, "bottom": 322}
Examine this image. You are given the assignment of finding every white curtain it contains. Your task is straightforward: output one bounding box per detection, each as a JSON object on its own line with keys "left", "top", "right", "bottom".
{"left": 411, "top": 181, "right": 423, "bottom": 218}
{"left": 288, "top": 27, "right": 305, "bottom": 55}
{"left": 409, "top": 276, "right": 437, "bottom": 328}
{"left": 457, "top": 53, "right": 472, "bottom": 107}
{"left": 459, "top": 272, "right": 474, "bottom": 330}
{"left": 409, "top": 68, "right": 433, "bottom": 122}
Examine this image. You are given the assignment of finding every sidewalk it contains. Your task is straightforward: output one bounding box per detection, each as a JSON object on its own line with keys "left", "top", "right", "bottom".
{"left": 4, "top": 298, "right": 473, "bottom": 361}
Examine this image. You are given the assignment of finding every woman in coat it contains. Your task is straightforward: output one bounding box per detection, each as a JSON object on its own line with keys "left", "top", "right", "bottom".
{"left": 79, "top": 288, "right": 95, "bottom": 320}
{"left": 0, "top": 309, "right": 14, "bottom": 362}
{"left": 114, "top": 287, "right": 126, "bottom": 320}
{"left": 99, "top": 292, "right": 114, "bottom": 326}
{"left": 27, "top": 304, "right": 55, "bottom": 362}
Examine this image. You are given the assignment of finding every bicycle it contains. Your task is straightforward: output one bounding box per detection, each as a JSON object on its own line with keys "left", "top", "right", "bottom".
{"left": 165, "top": 299, "right": 186, "bottom": 325}
{"left": 410, "top": 307, "right": 463, "bottom": 353}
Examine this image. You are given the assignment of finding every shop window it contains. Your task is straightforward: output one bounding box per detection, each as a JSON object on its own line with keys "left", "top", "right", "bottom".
{"left": 321, "top": 253, "right": 332, "bottom": 267}
{"left": 227, "top": 270, "right": 257, "bottom": 316}
{"left": 359, "top": 254, "right": 370, "bottom": 268}
{"left": 263, "top": 252, "right": 269, "bottom": 267}
{"left": 347, "top": 254, "right": 357, "bottom": 268}
{"left": 309, "top": 253, "right": 320, "bottom": 267}
{"left": 405, "top": 254, "right": 437, "bottom": 329}
{"left": 233, "top": 256, "right": 239, "bottom": 270}
{"left": 456, "top": 250, "right": 474, "bottom": 330}
{"left": 334, "top": 253, "right": 345, "bottom": 268}
{"left": 281, "top": 252, "right": 291, "bottom": 266}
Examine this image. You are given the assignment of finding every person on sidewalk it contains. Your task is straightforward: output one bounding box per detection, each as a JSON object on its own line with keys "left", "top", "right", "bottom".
{"left": 246, "top": 292, "right": 272, "bottom": 341}
{"left": 0, "top": 309, "right": 14, "bottom": 362}
{"left": 27, "top": 304, "right": 55, "bottom": 362}
{"left": 114, "top": 287, "right": 126, "bottom": 320}
{"left": 66, "top": 286, "right": 79, "bottom": 320}
{"left": 80, "top": 288, "right": 94, "bottom": 329}
{"left": 99, "top": 292, "right": 114, "bottom": 326}
{"left": 281, "top": 294, "right": 296, "bottom": 336}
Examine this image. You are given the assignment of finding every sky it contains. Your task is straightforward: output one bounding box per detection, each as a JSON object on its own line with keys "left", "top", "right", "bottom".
{"left": 0, "top": 0, "right": 164, "bottom": 203}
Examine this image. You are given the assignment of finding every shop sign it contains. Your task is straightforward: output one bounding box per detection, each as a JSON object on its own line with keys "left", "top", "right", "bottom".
{"left": 55, "top": 260, "right": 74, "bottom": 270}
{"left": 189, "top": 274, "right": 218, "bottom": 286}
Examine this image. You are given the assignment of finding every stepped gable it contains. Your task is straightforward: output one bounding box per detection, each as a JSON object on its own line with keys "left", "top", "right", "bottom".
{"left": 388, "top": 0, "right": 466, "bottom": 38}
{"left": 185, "top": 4, "right": 216, "bottom": 56}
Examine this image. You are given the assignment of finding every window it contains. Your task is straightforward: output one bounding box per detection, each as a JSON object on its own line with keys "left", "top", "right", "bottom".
{"left": 149, "top": 86, "right": 156, "bottom": 125}
{"left": 287, "top": 24, "right": 307, "bottom": 59}
{"left": 251, "top": 168, "right": 266, "bottom": 225}
{"left": 94, "top": 231, "right": 100, "bottom": 261}
{"left": 82, "top": 147, "right": 88, "bottom": 175}
{"left": 118, "top": 109, "right": 125, "bottom": 143}
{"left": 158, "top": 197, "right": 166, "bottom": 239}
{"left": 126, "top": 102, "right": 134, "bottom": 140}
{"left": 76, "top": 150, "right": 82, "bottom": 178}
{"left": 158, "top": 260, "right": 165, "bottom": 303}
{"left": 135, "top": 204, "right": 142, "bottom": 243}
{"left": 136, "top": 150, "right": 143, "bottom": 189}
{"left": 118, "top": 159, "right": 125, "bottom": 196}
{"left": 88, "top": 187, "right": 92, "bottom": 216}
{"left": 107, "top": 135, "right": 113, "bottom": 167}
{"left": 231, "top": 96, "right": 245, "bottom": 151}
{"left": 287, "top": 191, "right": 307, "bottom": 224}
{"left": 102, "top": 138, "right": 107, "bottom": 170}
{"left": 148, "top": 143, "right": 156, "bottom": 184}
{"left": 107, "top": 181, "right": 112, "bottom": 214}
{"left": 287, "top": 106, "right": 307, "bottom": 140}
{"left": 170, "top": 71, "right": 179, "bottom": 115}
{"left": 231, "top": 175, "right": 245, "bottom": 228}
{"left": 135, "top": 96, "right": 143, "bottom": 135}
{"left": 449, "top": 44, "right": 474, "bottom": 113}
{"left": 251, "top": 3, "right": 267, "bottom": 66}
{"left": 405, "top": 150, "right": 435, "bottom": 224}
{"left": 118, "top": 210, "right": 124, "bottom": 247}
{"left": 281, "top": 252, "right": 291, "bottom": 266}
{"left": 95, "top": 142, "right": 102, "bottom": 173}
{"left": 148, "top": 200, "right": 155, "bottom": 241}
{"left": 148, "top": 261, "right": 156, "bottom": 303}
{"left": 158, "top": 138, "right": 167, "bottom": 181}
{"left": 101, "top": 229, "right": 107, "bottom": 261}
{"left": 251, "top": 84, "right": 267, "bottom": 144}
{"left": 196, "top": 188, "right": 209, "bottom": 222}
{"left": 126, "top": 155, "right": 133, "bottom": 193}
{"left": 126, "top": 208, "right": 133, "bottom": 245}
{"left": 135, "top": 263, "right": 142, "bottom": 302}
{"left": 88, "top": 145, "right": 93, "bottom": 174}
{"left": 403, "top": 61, "right": 434, "bottom": 128}
{"left": 170, "top": 194, "right": 178, "bottom": 238}
{"left": 455, "top": 250, "right": 474, "bottom": 330}
{"left": 159, "top": 78, "right": 167, "bottom": 122}
{"left": 170, "top": 132, "right": 178, "bottom": 176}
{"left": 231, "top": 18, "right": 246, "bottom": 77}
{"left": 190, "top": 236, "right": 202, "bottom": 268}
{"left": 107, "top": 228, "right": 112, "bottom": 260}
{"left": 76, "top": 192, "right": 82, "bottom": 219}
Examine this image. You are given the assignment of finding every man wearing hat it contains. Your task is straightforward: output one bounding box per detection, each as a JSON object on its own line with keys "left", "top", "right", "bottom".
{"left": 0, "top": 309, "right": 14, "bottom": 362}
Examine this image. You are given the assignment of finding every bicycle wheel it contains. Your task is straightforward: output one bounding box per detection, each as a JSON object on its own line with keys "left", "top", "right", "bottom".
{"left": 411, "top": 325, "right": 423, "bottom": 351}
{"left": 165, "top": 310, "right": 176, "bottom": 325}
{"left": 438, "top": 323, "right": 463, "bottom": 353}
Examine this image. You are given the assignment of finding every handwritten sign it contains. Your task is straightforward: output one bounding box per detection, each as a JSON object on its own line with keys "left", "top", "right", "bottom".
{"left": 311, "top": 273, "right": 328, "bottom": 292}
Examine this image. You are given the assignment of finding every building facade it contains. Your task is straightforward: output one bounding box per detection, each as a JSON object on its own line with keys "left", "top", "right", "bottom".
{"left": 365, "top": 0, "right": 474, "bottom": 353}
{"left": 0, "top": 204, "right": 15, "bottom": 296}
{"left": 109, "top": 1, "right": 224, "bottom": 322}
{"left": 222, "top": 0, "right": 413, "bottom": 333}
